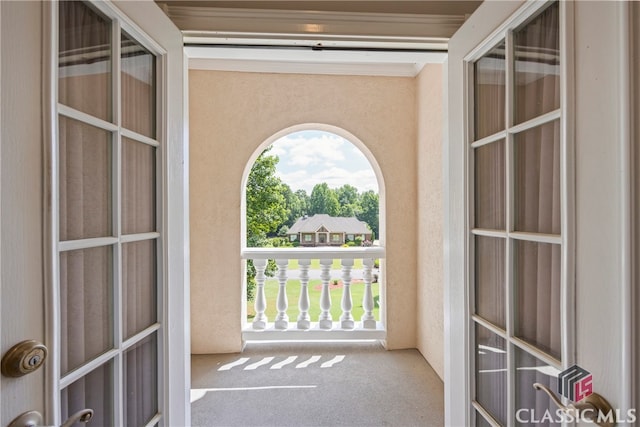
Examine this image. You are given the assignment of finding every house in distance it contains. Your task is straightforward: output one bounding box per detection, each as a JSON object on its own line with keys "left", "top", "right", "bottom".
{"left": 287, "top": 214, "right": 373, "bottom": 246}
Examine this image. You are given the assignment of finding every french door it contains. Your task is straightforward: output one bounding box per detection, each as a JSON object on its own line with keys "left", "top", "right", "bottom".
{"left": 51, "top": 1, "right": 163, "bottom": 425}
{"left": 448, "top": 1, "right": 635, "bottom": 425}
{"left": 467, "top": 2, "right": 566, "bottom": 425}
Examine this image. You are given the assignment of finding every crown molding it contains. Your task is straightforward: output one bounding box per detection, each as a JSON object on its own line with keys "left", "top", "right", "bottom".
{"left": 165, "top": 6, "right": 464, "bottom": 48}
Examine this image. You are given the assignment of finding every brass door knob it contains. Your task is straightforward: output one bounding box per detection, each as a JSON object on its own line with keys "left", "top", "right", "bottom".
{"left": 1, "top": 340, "right": 47, "bottom": 377}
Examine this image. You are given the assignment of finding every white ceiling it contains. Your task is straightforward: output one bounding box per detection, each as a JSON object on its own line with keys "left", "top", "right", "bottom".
{"left": 156, "top": 0, "right": 482, "bottom": 76}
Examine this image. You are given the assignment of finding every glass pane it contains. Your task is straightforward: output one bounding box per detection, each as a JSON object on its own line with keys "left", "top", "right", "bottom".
{"left": 475, "top": 140, "right": 505, "bottom": 230}
{"left": 123, "top": 240, "right": 157, "bottom": 339}
{"left": 514, "top": 121, "right": 561, "bottom": 235}
{"left": 122, "top": 138, "right": 156, "bottom": 234}
{"left": 475, "top": 324, "right": 507, "bottom": 425}
{"left": 514, "top": 241, "right": 561, "bottom": 359}
{"left": 61, "top": 361, "right": 113, "bottom": 427}
{"left": 475, "top": 236, "right": 505, "bottom": 329}
{"left": 515, "top": 347, "right": 561, "bottom": 426}
{"left": 474, "top": 42, "right": 506, "bottom": 140}
{"left": 59, "top": 117, "right": 112, "bottom": 241}
{"left": 124, "top": 333, "right": 158, "bottom": 426}
{"left": 58, "top": 1, "right": 111, "bottom": 121}
{"left": 60, "top": 246, "right": 113, "bottom": 374}
{"left": 514, "top": 2, "right": 560, "bottom": 124}
{"left": 121, "top": 31, "right": 156, "bottom": 138}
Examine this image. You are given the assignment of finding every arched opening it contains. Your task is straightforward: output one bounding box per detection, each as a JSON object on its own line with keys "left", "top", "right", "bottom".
{"left": 240, "top": 124, "right": 386, "bottom": 339}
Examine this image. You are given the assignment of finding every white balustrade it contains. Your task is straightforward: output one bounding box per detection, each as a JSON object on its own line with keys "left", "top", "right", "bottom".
{"left": 339, "top": 259, "right": 355, "bottom": 329}
{"left": 242, "top": 247, "right": 385, "bottom": 339}
{"left": 274, "top": 259, "right": 289, "bottom": 329}
{"left": 252, "top": 258, "right": 267, "bottom": 330}
{"left": 361, "top": 258, "right": 376, "bottom": 329}
{"left": 318, "top": 259, "right": 333, "bottom": 329}
{"left": 297, "top": 259, "right": 311, "bottom": 329}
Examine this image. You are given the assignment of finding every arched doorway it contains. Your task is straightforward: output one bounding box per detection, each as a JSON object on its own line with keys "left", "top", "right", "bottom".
{"left": 241, "top": 124, "right": 386, "bottom": 340}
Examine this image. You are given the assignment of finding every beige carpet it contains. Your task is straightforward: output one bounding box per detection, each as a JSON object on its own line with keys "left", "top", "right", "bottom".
{"left": 191, "top": 341, "right": 444, "bottom": 427}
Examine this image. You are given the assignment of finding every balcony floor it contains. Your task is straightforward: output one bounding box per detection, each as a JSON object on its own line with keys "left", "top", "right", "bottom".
{"left": 191, "top": 341, "right": 444, "bottom": 426}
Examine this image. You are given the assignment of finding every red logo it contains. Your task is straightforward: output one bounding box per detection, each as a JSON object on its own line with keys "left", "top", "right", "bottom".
{"left": 558, "top": 365, "right": 593, "bottom": 401}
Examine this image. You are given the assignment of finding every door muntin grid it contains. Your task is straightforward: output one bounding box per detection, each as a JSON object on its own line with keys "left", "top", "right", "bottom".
{"left": 468, "top": 2, "right": 566, "bottom": 425}
{"left": 55, "top": 1, "right": 162, "bottom": 425}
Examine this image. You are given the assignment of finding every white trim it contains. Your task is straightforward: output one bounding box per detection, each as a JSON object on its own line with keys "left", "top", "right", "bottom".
{"left": 59, "top": 349, "right": 120, "bottom": 389}
{"left": 57, "top": 104, "right": 119, "bottom": 132}
{"left": 618, "top": 0, "right": 633, "bottom": 414}
{"left": 58, "top": 237, "right": 119, "bottom": 252}
{"left": 121, "top": 128, "right": 160, "bottom": 148}
{"left": 508, "top": 108, "right": 561, "bottom": 136}
{"left": 43, "top": 1, "right": 60, "bottom": 424}
{"left": 241, "top": 246, "right": 385, "bottom": 260}
{"left": 243, "top": 322, "right": 386, "bottom": 341}
{"left": 560, "top": 0, "right": 577, "bottom": 374}
{"left": 185, "top": 33, "right": 449, "bottom": 51}
{"left": 167, "top": 6, "right": 463, "bottom": 44}
{"left": 470, "top": 131, "right": 507, "bottom": 149}
{"left": 121, "top": 232, "right": 160, "bottom": 243}
{"left": 186, "top": 46, "right": 446, "bottom": 78}
{"left": 509, "top": 232, "right": 562, "bottom": 245}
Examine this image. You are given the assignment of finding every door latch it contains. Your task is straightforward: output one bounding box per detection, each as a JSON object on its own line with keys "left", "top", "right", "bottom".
{"left": 533, "top": 382, "right": 615, "bottom": 427}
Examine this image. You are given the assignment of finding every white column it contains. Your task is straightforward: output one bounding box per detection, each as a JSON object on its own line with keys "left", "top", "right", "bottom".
{"left": 252, "top": 258, "right": 267, "bottom": 330}
{"left": 274, "top": 259, "right": 289, "bottom": 329}
{"left": 318, "top": 258, "right": 333, "bottom": 329}
{"left": 361, "top": 258, "right": 376, "bottom": 329}
{"left": 340, "top": 258, "right": 355, "bottom": 329}
{"left": 297, "top": 259, "right": 311, "bottom": 329}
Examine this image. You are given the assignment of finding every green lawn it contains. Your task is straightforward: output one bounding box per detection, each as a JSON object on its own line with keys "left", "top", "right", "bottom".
{"left": 247, "top": 278, "right": 380, "bottom": 323}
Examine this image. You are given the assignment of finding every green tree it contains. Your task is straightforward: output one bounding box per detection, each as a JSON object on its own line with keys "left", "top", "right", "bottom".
{"left": 282, "top": 185, "right": 308, "bottom": 227}
{"left": 245, "top": 148, "right": 288, "bottom": 300}
{"left": 309, "top": 183, "right": 340, "bottom": 216}
{"left": 246, "top": 148, "right": 288, "bottom": 245}
{"left": 357, "top": 190, "right": 379, "bottom": 238}
{"left": 336, "top": 184, "right": 362, "bottom": 217}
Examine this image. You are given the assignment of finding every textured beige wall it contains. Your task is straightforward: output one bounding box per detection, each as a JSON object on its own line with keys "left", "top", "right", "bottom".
{"left": 416, "top": 64, "right": 445, "bottom": 380}
{"left": 190, "top": 70, "right": 424, "bottom": 353}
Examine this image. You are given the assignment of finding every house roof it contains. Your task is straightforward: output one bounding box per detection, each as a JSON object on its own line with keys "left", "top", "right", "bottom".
{"left": 288, "top": 214, "right": 371, "bottom": 234}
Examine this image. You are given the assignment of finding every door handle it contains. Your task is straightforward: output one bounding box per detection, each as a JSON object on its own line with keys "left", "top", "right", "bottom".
{"left": 61, "top": 409, "right": 94, "bottom": 427}
{"left": 533, "top": 383, "right": 614, "bottom": 427}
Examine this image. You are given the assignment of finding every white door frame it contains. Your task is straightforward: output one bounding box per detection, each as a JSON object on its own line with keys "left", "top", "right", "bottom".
{"left": 43, "top": 1, "right": 189, "bottom": 425}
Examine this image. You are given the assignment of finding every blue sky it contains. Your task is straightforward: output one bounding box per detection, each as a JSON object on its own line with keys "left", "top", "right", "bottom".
{"left": 269, "top": 130, "right": 378, "bottom": 194}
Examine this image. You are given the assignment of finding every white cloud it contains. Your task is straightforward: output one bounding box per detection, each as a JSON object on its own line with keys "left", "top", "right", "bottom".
{"left": 273, "top": 134, "right": 346, "bottom": 167}
{"left": 269, "top": 131, "right": 379, "bottom": 194}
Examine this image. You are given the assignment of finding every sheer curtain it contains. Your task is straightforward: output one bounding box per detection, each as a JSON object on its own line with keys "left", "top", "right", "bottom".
{"left": 58, "top": 1, "right": 158, "bottom": 425}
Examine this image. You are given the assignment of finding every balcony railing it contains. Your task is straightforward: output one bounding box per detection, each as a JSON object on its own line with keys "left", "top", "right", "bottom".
{"left": 241, "top": 247, "right": 386, "bottom": 340}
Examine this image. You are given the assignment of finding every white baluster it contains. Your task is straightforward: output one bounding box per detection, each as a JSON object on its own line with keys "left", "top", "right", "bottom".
{"left": 297, "top": 259, "right": 311, "bottom": 329}
{"left": 340, "top": 258, "right": 355, "bottom": 329}
{"left": 318, "top": 258, "right": 333, "bottom": 329}
{"left": 252, "top": 258, "right": 267, "bottom": 329}
{"left": 361, "top": 258, "right": 376, "bottom": 329}
{"left": 274, "top": 259, "right": 289, "bottom": 329}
